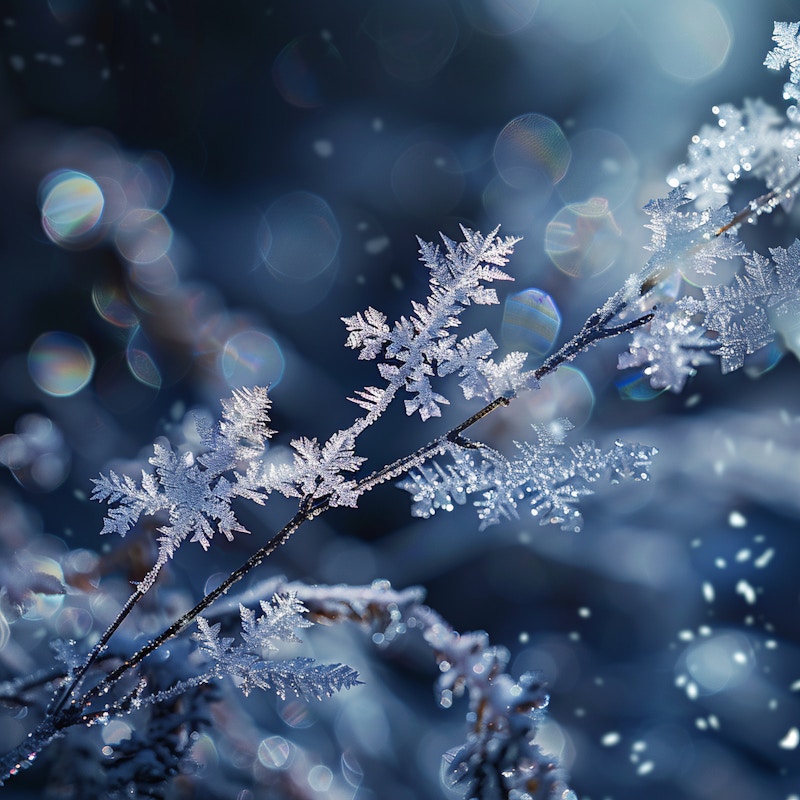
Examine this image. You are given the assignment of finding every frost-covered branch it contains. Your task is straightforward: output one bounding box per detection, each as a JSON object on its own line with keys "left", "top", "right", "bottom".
{"left": 213, "top": 577, "right": 576, "bottom": 800}
{"left": 8, "top": 21, "right": 800, "bottom": 798}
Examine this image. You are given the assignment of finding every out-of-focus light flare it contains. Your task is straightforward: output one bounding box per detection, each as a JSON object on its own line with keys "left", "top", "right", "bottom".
{"left": 40, "top": 169, "right": 104, "bottom": 248}
{"left": 28, "top": 331, "right": 95, "bottom": 397}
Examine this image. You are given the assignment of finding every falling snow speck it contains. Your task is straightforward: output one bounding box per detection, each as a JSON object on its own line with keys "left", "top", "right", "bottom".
{"left": 736, "top": 579, "right": 757, "bottom": 605}
{"left": 728, "top": 510, "right": 747, "bottom": 527}
{"left": 754, "top": 548, "right": 775, "bottom": 568}
{"left": 779, "top": 727, "right": 799, "bottom": 749}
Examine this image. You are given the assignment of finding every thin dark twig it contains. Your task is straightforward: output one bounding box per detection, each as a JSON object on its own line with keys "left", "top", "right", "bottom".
{"left": 50, "top": 582, "right": 154, "bottom": 719}
{"left": 715, "top": 171, "right": 800, "bottom": 236}
{"left": 74, "top": 506, "right": 312, "bottom": 714}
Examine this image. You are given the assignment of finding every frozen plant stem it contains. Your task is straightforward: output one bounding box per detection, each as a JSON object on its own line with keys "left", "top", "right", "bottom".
{"left": 46, "top": 287, "right": 652, "bottom": 737}
{"left": 715, "top": 169, "right": 800, "bottom": 236}
{"left": 50, "top": 561, "right": 167, "bottom": 719}
{"left": 0, "top": 167, "right": 779, "bottom": 782}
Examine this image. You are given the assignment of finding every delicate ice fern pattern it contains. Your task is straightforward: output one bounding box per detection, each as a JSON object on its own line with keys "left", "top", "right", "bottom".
{"left": 398, "top": 420, "right": 657, "bottom": 532}
{"left": 640, "top": 187, "right": 743, "bottom": 281}
{"left": 669, "top": 21, "right": 800, "bottom": 223}
{"left": 617, "top": 180, "right": 800, "bottom": 388}
{"left": 91, "top": 386, "right": 274, "bottom": 561}
{"left": 264, "top": 431, "right": 366, "bottom": 508}
{"left": 684, "top": 243, "right": 800, "bottom": 372}
{"left": 765, "top": 21, "right": 800, "bottom": 116}
{"left": 193, "top": 593, "right": 361, "bottom": 700}
{"left": 614, "top": 22, "right": 800, "bottom": 392}
{"left": 666, "top": 99, "right": 797, "bottom": 210}
{"left": 621, "top": 185, "right": 800, "bottom": 384}
{"left": 619, "top": 305, "right": 715, "bottom": 391}
{"left": 342, "top": 226, "right": 537, "bottom": 421}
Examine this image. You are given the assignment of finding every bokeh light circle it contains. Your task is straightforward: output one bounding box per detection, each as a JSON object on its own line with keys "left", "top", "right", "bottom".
{"left": 645, "top": 0, "right": 732, "bottom": 83}
{"left": 362, "top": 0, "right": 459, "bottom": 81}
{"left": 502, "top": 288, "right": 561, "bottom": 357}
{"left": 94, "top": 176, "right": 128, "bottom": 225}
{"left": 28, "top": 332, "right": 95, "bottom": 397}
{"left": 56, "top": 606, "right": 94, "bottom": 640}
{"left": 115, "top": 208, "right": 173, "bottom": 264}
{"left": 520, "top": 366, "right": 595, "bottom": 428}
{"left": 257, "top": 736, "right": 292, "bottom": 769}
{"left": 494, "top": 114, "right": 571, "bottom": 189}
{"left": 126, "top": 350, "right": 162, "bottom": 389}
{"left": 126, "top": 327, "right": 162, "bottom": 390}
{"left": 391, "top": 142, "right": 464, "bottom": 217}
{"left": 615, "top": 371, "right": 666, "bottom": 402}
{"left": 221, "top": 330, "right": 285, "bottom": 389}
{"left": 272, "top": 35, "right": 345, "bottom": 109}
{"left": 682, "top": 632, "right": 754, "bottom": 694}
{"left": 557, "top": 129, "right": 638, "bottom": 208}
{"left": 0, "top": 414, "right": 70, "bottom": 492}
{"left": 307, "top": 765, "right": 333, "bottom": 792}
{"left": 20, "top": 554, "right": 64, "bottom": 619}
{"left": 40, "top": 169, "right": 104, "bottom": 247}
{"left": 92, "top": 283, "right": 139, "bottom": 328}
{"left": 259, "top": 192, "right": 341, "bottom": 282}
{"left": 130, "top": 151, "right": 174, "bottom": 211}
{"left": 545, "top": 197, "right": 622, "bottom": 278}
{"left": 461, "top": 0, "right": 539, "bottom": 37}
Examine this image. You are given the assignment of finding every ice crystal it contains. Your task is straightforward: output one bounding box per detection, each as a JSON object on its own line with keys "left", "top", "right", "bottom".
{"left": 681, "top": 242, "right": 800, "bottom": 372}
{"left": 193, "top": 593, "right": 360, "bottom": 699}
{"left": 342, "top": 226, "right": 535, "bottom": 420}
{"left": 421, "top": 624, "right": 568, "bottom": 800}
{"left": 91, "top": 387, "right": 273, "bottom": 558}
{"left": 619, "top": 304, "right": 715, "bottom": 391}
{"left": 667, "top": 98, "right": 795, "bottom": 210}
{"left": 398, "top": 421, "right": 657, "bottom": 532}
{"left": 641, "top": 187, "right": 743, "bottom": 282}
{"left": 765, "top": 21, "right": 800, "bottom": 110}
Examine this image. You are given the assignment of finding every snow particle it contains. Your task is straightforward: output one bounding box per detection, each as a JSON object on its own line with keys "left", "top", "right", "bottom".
{"left": 736, "top": 579, "right": 757, "bottom": 605}
{"left": 728, "top": 510, "right": 747, "bottom": 527}
{"left": 601, "top": 731, "right": 621, "bottom": 747}
{"left": 779, "top": 727, "right": 799, "bottom": 749}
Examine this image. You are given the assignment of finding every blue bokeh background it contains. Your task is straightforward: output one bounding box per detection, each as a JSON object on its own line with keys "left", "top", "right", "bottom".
{"left": 1, "top": 2, "right": 799, "bottom": 798}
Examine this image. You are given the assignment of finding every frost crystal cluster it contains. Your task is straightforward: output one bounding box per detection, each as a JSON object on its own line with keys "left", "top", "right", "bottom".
{"left": 193, "top": 593, "right": 361, "bottom": 700}
{"left": 399, "top": 420, "right": 657, "bottom": 532}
